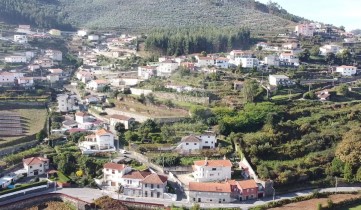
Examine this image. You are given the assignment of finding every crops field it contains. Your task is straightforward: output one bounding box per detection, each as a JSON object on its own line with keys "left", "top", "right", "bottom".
{"left": 0, "top": 103, "right": 47, "bottom": 144}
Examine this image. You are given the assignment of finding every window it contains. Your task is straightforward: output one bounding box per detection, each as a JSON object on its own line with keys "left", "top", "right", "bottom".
{"left": 212, "top": 168, "right": 216, "bottom": 171}
{"left": 112, "top": 170, "right": 115, "bottom": 174}
{"left": 145, "top": 184, "right": 148, "bottom": 188}
{"left": 186, "top": 143, "right": 189, "bottom": 145}
{"left": 194, "top": 143, "right": 197, "bottom": 145}
{"left": 145, "top": 191, "right": 148, "bottom": 197}
{"left": 157, "top": 192, "right": 160, "bottom": 198}
{"left": 30, "top": 166, "right": 32, "bottom": 169}
{"left": 151, "top": 192, "right": 153, "bottom": 197}
{"left": 205, "top": 141, "right": 208, "bottom": 143}
{"left": 40, "top": 164, "right": 42, "bottom": 167}
{"left": 157, "top": 185, "right": 160, "bottom": 188}
{"left": 151, "top": 184, "right": 154, "bottom": 189}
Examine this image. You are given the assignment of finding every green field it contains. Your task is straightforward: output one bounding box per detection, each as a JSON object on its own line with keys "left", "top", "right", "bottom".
{"left": 0, "top": 103, "right": 48, "bottom": 144}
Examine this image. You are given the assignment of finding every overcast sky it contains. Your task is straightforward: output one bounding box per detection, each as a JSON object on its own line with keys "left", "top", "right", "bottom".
{"left": 257, "top": 0, "right": 361, "bottom": 31}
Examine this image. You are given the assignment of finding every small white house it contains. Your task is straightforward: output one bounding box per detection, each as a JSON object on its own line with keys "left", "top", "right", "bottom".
{"left": 14, "top": 35, "right": 28, "bottom": 44}
{"left": 319, "top": 45, "right": 343, "bottom": 56}
{"left": 138, "top": 66, "right": 157, "bottom": 80}
{"left": 192, "top": 158, "right": 232, "bottom": 182}
{"left": 75, "top": 111, "right": 92, "bottom": 124}
{"left": 231, "top": 58, "right": 259, "bottom": 68}
{"left": 23, "top": 157, "right": 49, "bottom": 177}
{"left": 85, "top": 95, "right": 99, "bottom": 104}
{"left": 269, "top": 75, "right": 290, "bottom": 86}
{"left": 176, "top": 132, "right": 217, "bottom": 154}
{"left": 214, "top": 57, "right": 230, "bottom": 68}
{"left": 196, "top": 56, "right": 214, "bottom": 67}
{"left": 264, "top": 55, "right": 280, "bottom": 66}
{"left": 109, "top": 114, "right": 135, "bottom": 130}
{"left": 79, "top": 129, "right": 115, "bottom": 152}
{"left": 335, "top": 65, "right": 357, "bottom": 76}
{"left": 103, "top": 163, "right": 132, "bottom": 188}
{"left": 157, "top": 60, "right": 179, "bottom": 77}
{"left": 87, "top": 80, "right": 108, "bottom": 91}
{"left": 279, "top": 53, "right": 299, "bottom": 64}
{"left": 77, "top": 30, "right": 88, "bottom": 37}
{"left": 88, "top": 34, "right": 100, "bottom": 41}
{"left": 187, "top": 182, "right": 232, "bottom": 203}
{"left": 46, "top": 49, "right": 63, "bottom": 61}
{"left": 47, "top": 74, "right": 60, "bottom": 83}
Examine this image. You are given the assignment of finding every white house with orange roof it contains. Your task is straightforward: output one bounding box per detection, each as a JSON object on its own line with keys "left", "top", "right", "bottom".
{"left": 176, "top": 132, "right": 217, "bottom": 154}
{"left": 192, "top": 158, "right": 232, "bottom": 182}
{"left": 76, "top": 70, "right": 94, "bottom": 83}
{"left": 79, "top": 128, "right": 115, "bottom": 153}
{"left": 138, "top": 66, "right": 157, "bottom": 80}
{"left": 336, "top": 65, "right": 357, "bottom": 76}
{"left": 103, "top": 163, "right": 132, "bottom": 188}
{"left": 23, "top": 156, "right": 49, "bottom": 176}
{"left": 195, "top": 56, "right": 214, "bottom": 67}
{"left": 86, "top": 79, "right": 108, "bottom": 91}
{"left": 18, "top": 77, "right": 34, "bottom": 87}
{"left": 279, "top": 52, "right": 299, "bottom": 65}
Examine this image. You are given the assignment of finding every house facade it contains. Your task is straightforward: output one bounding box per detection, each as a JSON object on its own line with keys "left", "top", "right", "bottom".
{"left": 46, "top": 49, "right": 63, "bottom": 61}
{"left": 14, "top": 35, "right": 28, "bottom": 44}
{"left": 319, "top": 45, "right": 343, "bottom": 56}
{"left": 5, "top": 56, "right": 27, "bottom": 63}
{"left": 87, "top": 80, "right": 108, "bottom": 91}
{"left": 157, "top": 60, "right": 179, "bottom": 77}
{"left": 269, "top": 75, "right": 290, "bottom": 86}
{"left": 79, "top": 129, "right": 115, "bottom": 151}
{"left": 187, "top": 182, "right": 232, "bottom": 203}
{"left": 138, "top": 66, "right": 157, "bottom": 80}
{"left": 57, "top": 94, "right": 78, "bottom": 112}
{"left": 295, "top": 24, "right": 315, "bottom": 36}
{"left": 176, "top": 132, "right": 217, "bottom": 153}
{"left": 103, "top": 163, "right": 132, "bottom": 188}
{"left": 336, "top": 65, "right": 357, "bottom": 76}
{"left": 109, "top": 114, "right": 135, "bottom": 130}
{"left": 279, "top": 53, "right": 299, "bottom": 65}
{"left": 192, "top": 158, "right": 232, "bottom": 182}
{"left": 23, "top": 157, "right": 49, "bottom": 177}
{"left": 214, "top": 57, "right": 229, "bottom": 68}
{"left": 196, "top": 56, "right": 214, "bottom": 67}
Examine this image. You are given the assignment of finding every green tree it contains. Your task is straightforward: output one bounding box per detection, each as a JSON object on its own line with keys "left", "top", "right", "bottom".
{"left": 36, "top": 130, "right": 47, "bottom": 141}
{"left": 114, "top": 122, "right": 126, "bottom": 135}
{"left": 303, "top": 91, "right": 316, "bottom": 99}
{"left": 242, "top": 79, "right": 260, "bottom": 103}
{"left": 330, "top": 158, "right": 345, "bottom": 176}
{"left": 344, "top": 163, "right": 354, "bottom": 182}
{"left": 325, "top": 52, "right": 336, "bottom": 65}
{"left": 124, "top": 131, "right": 139, "bottom": 142}
{"left": 161, "top": 125, "right": 176, "bottom": 143}
{"left": 298, "top": 49, "right": 310, "bottom": 62}
{"left": 356, "top": 167, "right": 361, "bottom": 182}
{"left": 336, "top": 84, "right": 349, "bottom": 96}
{"left": 310, "top": 46, "right": 320, "bottom": 56}
{"left": 336, "top": 129, "right": 361, "bottom": 167}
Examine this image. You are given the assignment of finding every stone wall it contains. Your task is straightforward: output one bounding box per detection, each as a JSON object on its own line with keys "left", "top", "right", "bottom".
{"left": 153, "top": 92, "right": 209, "bottom": 105}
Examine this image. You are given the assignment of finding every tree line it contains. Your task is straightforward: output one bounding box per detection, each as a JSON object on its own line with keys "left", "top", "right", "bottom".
{"left": 144, "top": 27, "right": 251, "bottom": 56}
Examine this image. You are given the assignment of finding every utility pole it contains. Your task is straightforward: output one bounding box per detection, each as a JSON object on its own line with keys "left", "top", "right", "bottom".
{"left": 272, "top": 187, "right": 275, "bottom": 202}
{"left": 335, "top": 176, "right": 338, "bottom": 194}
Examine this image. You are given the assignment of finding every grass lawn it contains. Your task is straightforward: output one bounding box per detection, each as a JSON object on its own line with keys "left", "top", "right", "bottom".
{"left": 56, "top": 171, "right": 71, "bottom": 183}
{"left": 0, "top": 103, "right": 48, "bottom": 143}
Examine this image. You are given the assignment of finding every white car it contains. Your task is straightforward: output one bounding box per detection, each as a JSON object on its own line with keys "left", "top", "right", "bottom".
{"left": 119, "top": 149, "right": 128, "bottom": 154}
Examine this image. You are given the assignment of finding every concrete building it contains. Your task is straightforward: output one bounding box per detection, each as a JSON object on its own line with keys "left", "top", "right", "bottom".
{"left": 264, "top": 55, "right": 280, "bottom": 66}
{"left": 23, "top": 157, "right": 49, "bottom": 177}
{"left": 335, "top": 65, "right": 357, "bottom": 76}
{"left": 46, "top": 49, "right": 63, "bottom": 61}
{"left": 109, "top": 115, "right": 135, "bottom": 130}
{"left": 5, "top": 56, "right": 27, "bottom": 63}
{"left": 214, "top": 57, "right": 230, "bottom": 68}
{"left": 187, "top": 182, "right": 232, "bottom": 203}
{"left": 86, "top": 80, "right": 108, "bottom": 91}
{"left": 14, "top": 35, "right": 28, "bottom": 44}
{"left": 103, "top": 163, "right": 132, "bottom": 188}
{"left": 319, "top": 45, "right": 343, "bottom": 56}
{"left": 192, "top": 158, "right": 232, "bottom": 182}
{"left": 176, "top": 132, "right": 217, "bottom": 153}
{"left": 79, "top": 129, "right": 115, "bottom": 152}
{"left": 57, "top": 94, "right": 78, "bottom": 112}
{"left": 138, "top": 66, "right": 157, "bottom": 80}
{"left": 295, "top": 24, "right": 315, "bottom": 36}
{"left": 157, "top": 60, "right": 179, "bottom": 77}
{"left": 269, "top": 75, "right": 290, "bottom": 86}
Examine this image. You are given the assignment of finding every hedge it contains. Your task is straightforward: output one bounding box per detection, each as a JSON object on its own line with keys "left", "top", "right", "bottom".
{"left": 0, "top": 181, "right": 48, "bottom": 196}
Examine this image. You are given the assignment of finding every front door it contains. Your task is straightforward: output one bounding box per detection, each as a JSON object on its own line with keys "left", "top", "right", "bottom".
{"left": 198, "top": 198, "right": 201, "bottom": 202}
{"left": 34, "top": 170, "right": 39, "bottom": 175}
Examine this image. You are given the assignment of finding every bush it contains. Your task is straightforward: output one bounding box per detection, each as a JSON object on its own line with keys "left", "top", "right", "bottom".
{"left": 0, "top": 181, "right": 47, "bottom": 195}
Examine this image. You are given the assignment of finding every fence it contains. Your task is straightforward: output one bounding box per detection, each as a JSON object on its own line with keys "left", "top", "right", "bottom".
{"left": 0, "top": 184, "right": 49, "bottom": 202}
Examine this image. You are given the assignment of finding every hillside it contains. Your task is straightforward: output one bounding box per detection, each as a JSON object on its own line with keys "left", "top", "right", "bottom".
{"left": 0, "top": 0, "right": 302, "bottom": 32}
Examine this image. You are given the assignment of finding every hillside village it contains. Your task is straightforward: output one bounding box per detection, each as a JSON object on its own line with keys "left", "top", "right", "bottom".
{"left": 0, "top": 15, "right": 361, "bottom": 210}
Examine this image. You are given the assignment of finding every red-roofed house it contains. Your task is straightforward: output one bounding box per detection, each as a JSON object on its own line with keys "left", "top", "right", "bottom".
{"left": 227, "top": 179, "right": 259, "bottom": 201}
{"left": 193, "top": 158, "right": 232, "bottom": 182}
{"left": 187, "top": 182, "right": 232, "bottom": 203}
{"left": 86, "top": 80, "right": 108, "bottom": 92}
{"left": 109, "top": 114, "right": 135, "bottom": 130}
{"left": 78, "top": 128, "right": 115, "bottom": 153}
{"left": 103, "top": 163, "right": 132, "bottom": 188}
{"left": 23, "top": 157, "right": 49, "bottom": 176}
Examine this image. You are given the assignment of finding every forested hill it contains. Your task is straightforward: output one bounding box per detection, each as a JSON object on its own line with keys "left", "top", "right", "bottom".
{"left": 0, "top": 0, "right": 303, "bottom": 32}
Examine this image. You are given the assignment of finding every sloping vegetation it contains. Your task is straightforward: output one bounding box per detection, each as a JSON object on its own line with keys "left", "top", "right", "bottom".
{"left": 0, "top": 0, "right": 300, "bottom": 32}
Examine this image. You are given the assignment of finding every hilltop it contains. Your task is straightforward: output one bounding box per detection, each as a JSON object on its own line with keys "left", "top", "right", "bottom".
{"left": 0, "top": 0, "right": 302, "bottom": 32}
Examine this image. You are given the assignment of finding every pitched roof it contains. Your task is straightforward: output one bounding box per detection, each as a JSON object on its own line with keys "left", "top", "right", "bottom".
{"left": 189, "top": 182, "right": 231, "bottom": 193}
{"left": 104, "top": 163, "right": 126, "bottom": 171}
{"left": 23, "top": 157, "right": 48, "bottom": 166}
{"left": 110, "top": 114, "right": 132, "bottom": 121}
{"left": 141, "top": 173, "right": 168, "bottom": 184}
{"left": 75, "top": 112, "right": 88, "bottom": 117}
{"left": 181, "top": 135, "right": 201, "bottom": 143}
{"left": 96, "top": 128, "right": 112, "bottom": 136}
{"left": 92, "top": 80, "right": 108, "bottom": 84}
{"left": 338, "top": 65, "right": 356, "bottom": 68}
{"left": 237, "top": 179, "right": 258, "bottom": 189}
{"left": 123, "top": 170, "right": 152, "bottom": 180}
{"left": 194, "top": 159, "right": 232, "bottom": 167}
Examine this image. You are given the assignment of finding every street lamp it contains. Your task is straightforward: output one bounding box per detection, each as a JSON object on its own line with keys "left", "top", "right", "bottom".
{"left": 272, "top": 187, "right": 275, "bottom": 202}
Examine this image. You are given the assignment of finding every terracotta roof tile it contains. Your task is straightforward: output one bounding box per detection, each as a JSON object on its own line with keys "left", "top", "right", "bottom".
{"left": 194, "top": 159, "right": 232, "bottom": 167}
{"left": 141, "top": 173, "right": 167, "bottom": 184}
{"left": 181, "top": 135, "right": 201, "bottom": 143}
{"left": 123, "top": 170, "right": 152, "bottom": 180}
{"left": 104, "top": 163, "right": 126, "bottom": 171}
{"left": 237, "top": 179, "right": 258, "bottom": 189}
{"left": 110, "top": 114, "right": 132, "bottom": 121}
{"left": 95, "top": 128, "right": 112, "bottom": 136}
{"left": 189, "top": 182, "right": 231, "bottom": 193}
{"left": 23, "top": 157, "right": 49, "bottom": 166}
